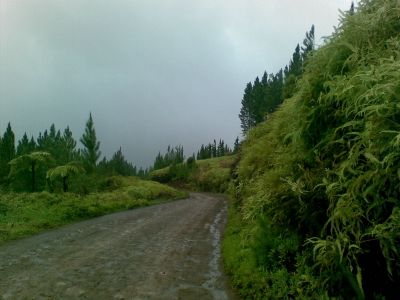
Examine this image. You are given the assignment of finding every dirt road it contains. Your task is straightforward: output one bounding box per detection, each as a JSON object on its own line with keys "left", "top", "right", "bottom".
{"left": 0, "top": 193, "right": 236, "bottom": 299}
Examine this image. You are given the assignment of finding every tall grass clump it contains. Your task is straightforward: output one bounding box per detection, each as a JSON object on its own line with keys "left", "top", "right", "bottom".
{"left": 226, "top": 1, "right": 400, "bottom": 298}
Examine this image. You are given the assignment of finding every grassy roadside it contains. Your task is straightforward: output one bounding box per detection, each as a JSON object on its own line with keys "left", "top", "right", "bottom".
{"left": 0, "top": 176, "right": 187, "bottom": 245}
{"left": 222, "top": 194, "right": 327, "bottom": 300}
{"left": 150, "top": 155, "right": 236, "bottom": 192}
{"left": 223, "top": 1, "right": 400, "bottom": 298}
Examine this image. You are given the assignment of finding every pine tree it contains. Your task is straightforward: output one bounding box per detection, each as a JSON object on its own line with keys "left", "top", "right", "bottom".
{"left": 233, "top": 137, "right": 240, "bottom": 154}
{"left": 252, "top": 77, "right": 265, "bottom": 123}
{"left": 80, "top": 113, "right": 101, "bottom": 173}
{"left": 138, "top": 167, "right": 145, "bottom": 178}
{"left": 261, "top": 71, "right": 268, "bottom": 86}
{"left": 239, "top": 82, "right": 255, "bottom": 133}
{"left": 301, "top": 25, "right": 315, "bottom": 62}
{"left": 218, "top": 139, "right": 225, "bottom": 157}
{"left": 109, "top": 147, "right": 136, "bottom": 176}
{"left": 0, "top": 123, "right": 16, "bottom": 180}
{"left": 28, "top": 136, "right": 36, "bottom": 152}
{"left": 17, "top": 133, "right": 30, "bottom": 156}
{"left": 61, "top": 126, "right": 77, "bottom": 163}
{"left": 212, "top": 140, "right": 217, "bottom": 157}
{"left": 283, "top": 45, "right": 303, "bottom": 99}
{"left": 349, "top": 1, "right": 355, "bottom": 15}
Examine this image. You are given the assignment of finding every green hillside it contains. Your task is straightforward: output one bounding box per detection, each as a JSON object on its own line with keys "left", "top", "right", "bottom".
{"left": 224, "top": 1, "right": 400, "bottom": 299}
{"left": 150, "top": 155, "right": 236, "bottom": 192}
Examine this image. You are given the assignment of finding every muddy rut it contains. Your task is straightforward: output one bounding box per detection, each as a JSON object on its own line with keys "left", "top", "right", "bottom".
{"left": 0, "top": 193, "right": 237, "bottom": 299}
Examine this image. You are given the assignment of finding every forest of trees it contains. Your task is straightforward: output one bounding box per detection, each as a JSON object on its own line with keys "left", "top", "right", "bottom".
{"left": 151, "top": 137, "right": 239, "bottom": 171}
{"left": 0, "top": 114, "right": 138, "bottom": 192}
{"left": 152, "top": 145, "right": 185, "bottom": 170}
{"left": 196, "top": 138, "right": 239, "bottom": 160}
{"left": 239, "top": 25, "right": 315, "bottom": 133}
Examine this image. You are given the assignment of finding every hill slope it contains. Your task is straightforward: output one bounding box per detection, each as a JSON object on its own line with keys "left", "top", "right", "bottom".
{"left": 150, "top": 155, "right": 236, "bottom": 192}
{"left": 224, "top": 1, "right": 400, "bottom": 298}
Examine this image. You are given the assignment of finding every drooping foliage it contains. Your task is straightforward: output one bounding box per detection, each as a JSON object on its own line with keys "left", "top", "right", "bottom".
{"left": 47, "top": 161, "right": 84, "bottom": 192}
{"left": 9, "top": 152, "right": 53, "bottom": 192}
{"left": 227, "top": 1, "right": 400, "bottom": 298}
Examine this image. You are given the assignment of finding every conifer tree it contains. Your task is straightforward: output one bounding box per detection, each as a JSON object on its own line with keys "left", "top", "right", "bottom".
{"left": 301, "top": 25, "right": 315, "bottom": 62}
{"left": 212, "top": 140, "right": 217, "bottom": 157}
{"left": 138, "top": 167, "right": 145, "bottom": 178}
{"left": 80, "top": 113, "right": 101, "bottom": 173}
{"left": 218, "top": 139, "right": 225, "bottom": 156}
{"left": 17, "top": 133, "right": 30, "bottom": 156}
{"left": 261, "top": 71, "right": 268, "bottom": 86}
{"left": 265, "top": 70, "right": 284, "bottom": 113}
{"left": 252, "top": 77, "right": 265, "bottom": 123}
{"left": 0, "top": 123, "right": 16, "bottom": 180}
{"left": 61, "top": 126, "right": 77, "bottom": 163}
{"left": 108, "top": 147, "right": 136, "bottom": 176}
{"left": 233, "top": 137, "right": 240, "bottom": 154}
{"left": 28, "top": 136, "right": 36, "bottom": 152}
{"left": 349, "top": 1, "right": 355, "bottom": 15}
{"left": 239, "top": 82, "right": 255, "bottom": 133}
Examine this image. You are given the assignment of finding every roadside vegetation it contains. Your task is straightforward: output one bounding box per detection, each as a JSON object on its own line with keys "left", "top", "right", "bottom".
{"left": 224, "top": 1, "right": 400, "bottom": 299}
{"left": 0, "top": 176, "right": 186, "bottom": 245}
{"left": 0, "top": 114, "right": 186, "bottom": 244}
{"left": 150, "top": 155, "right": 236, "bottom": 193}
{"left": 1, "top": 1, "right": 398, "bottom": 298}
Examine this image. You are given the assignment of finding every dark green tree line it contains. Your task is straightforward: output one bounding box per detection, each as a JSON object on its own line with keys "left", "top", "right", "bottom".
{"left": 153, "top": 145, "right": 184, "bottom": 170}
{"left": 239, "top": 25, "right": 315, "bottom": 134}
{"left": 98, "top": 147, "right": 137, "bottom": 176}
{"left": 0, "top": 113, "right": 139, "bottom": 192}
{"left": 196, "top": 138, "right": 234, "bottom": 160}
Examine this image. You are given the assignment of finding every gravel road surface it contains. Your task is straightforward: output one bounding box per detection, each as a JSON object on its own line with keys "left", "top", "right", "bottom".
{"left": 0, "top": 193, "right": 236, "bottom": 300}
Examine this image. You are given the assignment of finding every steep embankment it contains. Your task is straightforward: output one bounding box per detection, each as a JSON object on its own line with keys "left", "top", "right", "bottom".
{"left": 224, "top": 1, "right": 400, "bottom": 299}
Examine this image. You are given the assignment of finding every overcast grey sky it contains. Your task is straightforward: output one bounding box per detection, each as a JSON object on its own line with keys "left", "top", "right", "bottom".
{"left": 0, "top": 0, "right": 352, "bottom": 167}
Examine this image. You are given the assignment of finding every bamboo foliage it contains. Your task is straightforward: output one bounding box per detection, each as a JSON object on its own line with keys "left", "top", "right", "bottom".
{"left": 234, "top": 0, "right": 400, "bottom": 298}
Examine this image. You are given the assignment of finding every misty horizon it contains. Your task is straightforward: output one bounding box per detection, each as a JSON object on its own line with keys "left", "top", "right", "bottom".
{"left": 0, "top": 0, "right": 353, "bottom": 167}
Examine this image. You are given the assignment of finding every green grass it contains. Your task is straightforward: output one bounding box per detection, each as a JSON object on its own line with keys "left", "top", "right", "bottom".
{"left": 223, "top": 197, "right": 328, "bottom": 300}
{"left": 226, "top": 1, "right": 400, "bottom": 298}
{"left": 0, "top": 176, "right": 187, "bottom": 244}
{"left": 150, "top": 155, "right": 236, "bottom": 192}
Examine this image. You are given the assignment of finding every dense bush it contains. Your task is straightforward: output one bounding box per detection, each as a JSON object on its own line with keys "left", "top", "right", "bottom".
{"left": 226, "top": 1, "right": 400, "bottom": 298}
